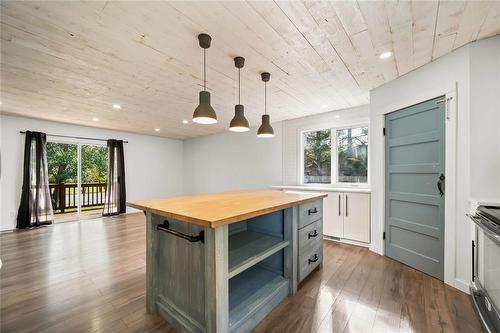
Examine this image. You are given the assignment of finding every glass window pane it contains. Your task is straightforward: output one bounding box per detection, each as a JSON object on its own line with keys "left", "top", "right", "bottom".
{"left": 81, "top": 144, "right": 108, "bottom": 215}
{"left": 303, "top": 129, "right": 331, "bottom": 184}
{"left": 337, "top": 127, "right": 368, "bottom": 183}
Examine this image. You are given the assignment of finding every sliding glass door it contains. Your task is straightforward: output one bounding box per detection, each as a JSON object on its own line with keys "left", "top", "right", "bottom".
{"left": 47, "top": 140, "right": 108, "bottom": 221}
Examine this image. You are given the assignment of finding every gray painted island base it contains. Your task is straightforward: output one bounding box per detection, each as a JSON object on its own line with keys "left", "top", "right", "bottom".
{"left": 145, "top": 199, "right": 323, "bottom": 333}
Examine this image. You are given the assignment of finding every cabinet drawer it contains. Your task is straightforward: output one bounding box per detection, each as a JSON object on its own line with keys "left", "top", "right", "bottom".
{"left": 298, "top": 243, "right": 322, "bottom": 283}
{"left": 298, "top": 219, "right": 322, "bottom": 255}
{"left": 298, "top": 199, "right": 323, "bottom": 229}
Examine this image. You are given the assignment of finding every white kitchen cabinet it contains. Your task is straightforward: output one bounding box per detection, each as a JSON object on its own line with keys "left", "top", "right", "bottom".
{"left": 323, "top": 191, "right": 370, "bottom": 243}
{"left": 343, "top": 192, "right": 370, "bottom": 243}
{"left": 323, "top": 192, "right": 344, "bottom": 238}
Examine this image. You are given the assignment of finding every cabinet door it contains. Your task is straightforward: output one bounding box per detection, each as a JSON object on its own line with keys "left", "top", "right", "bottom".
{"left": 322, "top": 192, "right": 344, "bottom": 238}
{"left": 343, "top": 193, "right": 370, "bottom": 243}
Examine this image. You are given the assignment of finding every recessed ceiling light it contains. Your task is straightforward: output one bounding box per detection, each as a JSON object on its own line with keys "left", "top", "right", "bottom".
{"left": 321, "top": 104, "right": 327, "bottom": 109}
{"left": 182, "top": 120, "right": 189, "bottom": 124}
{"left": 112, "top": 104, "right": 121, "bottom": 110}
{"left": 379, "top": 51, "right": 392, "bottom": 59}
{"left": 155, "top": 128, "right": 160, "bottom": 132}
{"left": 92, "top": 117, "right": 99, "bottom": 122}
{"left": 335, "top": 114, "right": 340, "bottom": 119}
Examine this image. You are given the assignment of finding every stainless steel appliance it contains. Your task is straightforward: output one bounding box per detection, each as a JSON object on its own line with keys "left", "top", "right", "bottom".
{"left": 468, "top": 205, "right": 500, "bottom": 333}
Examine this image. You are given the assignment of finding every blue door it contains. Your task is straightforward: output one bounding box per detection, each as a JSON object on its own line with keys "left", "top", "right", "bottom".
{"left": 385, "top": 96, "right": 445, "bottom": 280}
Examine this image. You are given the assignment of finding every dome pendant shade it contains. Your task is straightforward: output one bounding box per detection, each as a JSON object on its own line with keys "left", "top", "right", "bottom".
{"left": 193, "top": 91, "right": 217, "bottom": 124}
{"left": 230, "top": 104, "right": 249, "bottom": 132}
{"left": 193, "top": 33, "right": 217, "bottom": 125}
{"left": 257, "top": 114, "right": 274, "bottom": 138}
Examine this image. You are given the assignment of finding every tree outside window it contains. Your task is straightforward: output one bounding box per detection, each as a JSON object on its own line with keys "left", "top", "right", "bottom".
{"left": 303, "top": 129, "right": 331, "bottom": 184}
{"left": 337, "top": 127, "right": 368, "bottom": 183}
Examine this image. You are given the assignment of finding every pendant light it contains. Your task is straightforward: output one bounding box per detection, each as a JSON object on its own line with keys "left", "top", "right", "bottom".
{"left": 193, "top": 33, "right": 217, "bottom": 124}
{"left": 229, "top": 57, "right": 250, "bottom": 132}
{"left": 257, "top": 72, "right": 274, "bottom": 138}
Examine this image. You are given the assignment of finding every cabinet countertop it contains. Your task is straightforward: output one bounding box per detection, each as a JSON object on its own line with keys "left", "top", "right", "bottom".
{"left": 127, "top": 190, "right": 327, "bottom": 228}
{"left": 272, "top": 185, "right": 371, "bottom": 194}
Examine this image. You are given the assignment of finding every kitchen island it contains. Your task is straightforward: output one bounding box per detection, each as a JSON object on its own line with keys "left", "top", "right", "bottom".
{"left": 128, "top": 190, "right": 326, "bottom": 333}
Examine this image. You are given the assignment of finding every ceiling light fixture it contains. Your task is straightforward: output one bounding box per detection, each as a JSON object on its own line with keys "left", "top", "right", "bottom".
{"left": 112, "top": 104, "right": 121, "bottom": 109}
{"left": 379, "top": 51, "right": 392, "bottom": 59}
{"left": 193, "top": 33, "right": 217, "bottom": 125}
{"left": 257, "top": 72, "right": 274, "bottom": 138}
{"left": 182, "top": 120, "right": 189, "bottom": 124}
{"left": 155, "top": 128, "right": 160, "bottom": 132}
{"left": 335, "top": 114, "right": 340, "bottom": 119}
{"left": 92, "top": 117, "right": 99, "bottom": 122}
{"left": 229, "top": 56, "right": 250, "bottom": 132}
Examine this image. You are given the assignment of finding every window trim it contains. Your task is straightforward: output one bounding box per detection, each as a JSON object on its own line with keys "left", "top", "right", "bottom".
{"left": 298, "top": 122, "right": 369, "bottom": 187}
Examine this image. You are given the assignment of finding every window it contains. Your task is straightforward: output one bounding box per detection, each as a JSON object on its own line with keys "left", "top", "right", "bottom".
{"left": 47, "top": 141, "right": 108, "bottom": 221}
{"left": 302, "top": 126, "right": 368, "bottom": 185}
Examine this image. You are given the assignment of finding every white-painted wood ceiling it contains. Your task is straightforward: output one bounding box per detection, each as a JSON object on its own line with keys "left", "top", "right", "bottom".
{"left": 1, "top": 1, "right": 499, "bottom": 139}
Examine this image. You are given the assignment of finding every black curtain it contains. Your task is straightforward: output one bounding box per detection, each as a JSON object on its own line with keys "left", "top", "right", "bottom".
{"left": 17, "top": 131, "right": 54, "bottom": 228}
{"left": 103, "top": 139, "right": 126, "bottom": 216}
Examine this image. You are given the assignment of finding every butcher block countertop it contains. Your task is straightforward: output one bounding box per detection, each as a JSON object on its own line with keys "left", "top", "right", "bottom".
{"left": 127, "top": 190, "right": 327, "bottom": 228}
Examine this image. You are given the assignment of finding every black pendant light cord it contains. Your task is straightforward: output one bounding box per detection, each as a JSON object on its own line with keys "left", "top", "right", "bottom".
{"left": 264, "top": 81, "right": 267, "bottom": 115}
{"left": 238, "top": 68, "right": 241, "bottom": 104}
{"left": 203, "top": 48, "right": 207, "bottom": 91}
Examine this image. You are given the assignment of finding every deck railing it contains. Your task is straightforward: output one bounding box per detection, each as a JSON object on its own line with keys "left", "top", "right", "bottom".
{"left": 49, "top": 182, "right": 107, "bottom": 213}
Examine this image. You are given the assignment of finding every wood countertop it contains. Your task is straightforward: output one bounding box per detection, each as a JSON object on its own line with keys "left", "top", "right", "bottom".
{"left": 127, "top": 190, "right": 327, "bottom": 228}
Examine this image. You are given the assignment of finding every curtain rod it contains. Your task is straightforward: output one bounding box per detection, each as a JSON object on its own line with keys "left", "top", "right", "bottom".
{"left": 19, "top": 131, "right": 129, "bottom": 143}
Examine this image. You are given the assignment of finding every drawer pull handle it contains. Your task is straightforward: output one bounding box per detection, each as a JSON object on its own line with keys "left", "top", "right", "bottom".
{"left": 308, "top": 207, "right": 318, "bottom": 215}
{"left": 308, "top": 254, "right": 319, "bottom": 264}
{"left": 157, "top": 220, "right": 205, "bottom": 243}
{"left": 308, "top": 230, "right": 318, "bottom": 239}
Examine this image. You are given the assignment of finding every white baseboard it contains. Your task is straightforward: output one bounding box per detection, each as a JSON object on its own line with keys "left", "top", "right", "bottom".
{"left": 323, "top": 236, "right": 370, "bottom": 248}
{"left": 451, "top": 278, "right": 471, "bottom": 294}
{"left": 369, "top": 244, "right": 383, "bottom": 255}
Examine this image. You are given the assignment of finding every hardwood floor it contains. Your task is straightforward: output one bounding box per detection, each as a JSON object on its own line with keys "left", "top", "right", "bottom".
{"left": 0, "top": 213, "right": 482, "bottom": 333}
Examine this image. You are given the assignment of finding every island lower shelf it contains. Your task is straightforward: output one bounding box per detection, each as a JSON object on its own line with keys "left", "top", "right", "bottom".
{"left": 229, "top": 265, "right": 289, "bottom": 331}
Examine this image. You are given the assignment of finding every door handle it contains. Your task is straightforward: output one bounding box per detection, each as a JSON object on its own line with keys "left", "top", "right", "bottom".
{"left": 437, "top": 173, "right": 445, "bottom": 197}
{"left": 338, "top": 194, "right": 341, "bottom": 216}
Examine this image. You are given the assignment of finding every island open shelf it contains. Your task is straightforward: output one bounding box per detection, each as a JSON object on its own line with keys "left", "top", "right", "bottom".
{"left": 228, "top": 212, "right": 289, "bottom": 278}
{"left": 226, "top": 210, "right": 291, "bottom": 332}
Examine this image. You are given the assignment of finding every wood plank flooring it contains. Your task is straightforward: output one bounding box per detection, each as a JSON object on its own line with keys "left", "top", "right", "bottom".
{"left": 0, "top": 213, "right": 482, "bottom": 333}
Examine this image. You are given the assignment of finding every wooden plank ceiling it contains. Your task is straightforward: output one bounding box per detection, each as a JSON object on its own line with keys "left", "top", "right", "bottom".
{"left": 1, "top": 1, "right": 499, "bottom": 139}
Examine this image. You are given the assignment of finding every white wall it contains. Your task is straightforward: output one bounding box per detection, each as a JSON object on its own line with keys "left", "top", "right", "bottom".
{"left": 469, "top": 37, "right": 500, "bottom": 201}
{"left": 369, "top": 35, "right": 500, "bottom": 293}
{"left": 282, "top": 105, "right": 370, "bottom": 185}
{"left": 183, "top": 123, "right": 283, "bottom": 194}
{"left": 0, "top": 114, "right": 184, "bottom": 231}
{"left": 182, "top": 106, "right": 370, "bottom": 195}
